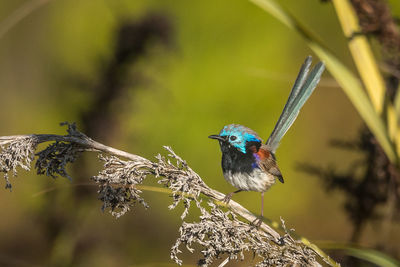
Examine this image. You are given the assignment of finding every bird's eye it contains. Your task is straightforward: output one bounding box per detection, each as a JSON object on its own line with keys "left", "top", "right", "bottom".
{"left": 230, "top": 136, "right": 237, "bottom": 141}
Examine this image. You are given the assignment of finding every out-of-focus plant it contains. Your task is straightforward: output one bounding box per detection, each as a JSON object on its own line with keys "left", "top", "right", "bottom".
{"left": 250, "top": 0, "right": 396, "bottom": 163}
{"left": 249, "top": 0, "right": 400, "bottom": 265}
{"left": 0, "top": 0, "right": 54, "bottom": 40}
{"left": 318, "top": 242, "right": 400, "bottom": 267}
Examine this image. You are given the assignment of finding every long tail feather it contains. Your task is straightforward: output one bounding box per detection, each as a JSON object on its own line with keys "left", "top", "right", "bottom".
{"left": 266, "top": 56, "right": 312, "bottom": 147}
{"left": 266, "top": 57, "right": 325, "bottom": 153}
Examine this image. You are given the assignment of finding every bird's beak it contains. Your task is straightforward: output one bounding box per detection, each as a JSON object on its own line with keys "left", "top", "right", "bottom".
{"left": 208, "top": 135, "right": 226, "bottom": 142}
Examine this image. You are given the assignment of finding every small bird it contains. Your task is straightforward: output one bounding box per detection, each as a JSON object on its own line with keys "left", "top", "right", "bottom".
{"left": 209, "top": 56, "right": 325, "bottom": 225}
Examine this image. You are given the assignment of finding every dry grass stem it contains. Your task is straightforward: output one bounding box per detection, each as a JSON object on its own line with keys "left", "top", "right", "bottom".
{"left": 0, "top": 123, "right": 335, "bottom": 266}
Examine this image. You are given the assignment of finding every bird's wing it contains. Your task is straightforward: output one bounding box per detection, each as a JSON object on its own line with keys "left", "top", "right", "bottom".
{"left": 255, "top": 145, "right": 284, "bottom": 183}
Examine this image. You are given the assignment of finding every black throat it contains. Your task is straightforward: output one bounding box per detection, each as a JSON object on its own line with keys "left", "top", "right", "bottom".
{"left": 219, "top": 141, "right": 261, "bottom": 175}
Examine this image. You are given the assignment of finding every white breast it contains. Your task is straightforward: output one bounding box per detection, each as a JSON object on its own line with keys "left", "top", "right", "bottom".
{"left": 223, "top": 169, "right": 276, "bottom": 192}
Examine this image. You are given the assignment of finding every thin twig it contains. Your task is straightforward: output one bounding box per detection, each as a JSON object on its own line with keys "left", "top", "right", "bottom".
{"left": 218, "top": 257, "right": 230, "bottom": 267}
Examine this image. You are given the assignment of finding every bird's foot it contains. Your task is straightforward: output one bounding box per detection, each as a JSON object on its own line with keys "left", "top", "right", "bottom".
{"left": 271, "top": 237, "right": 285, "bottom": 246}
{"left": 222, "top": 192, "right": 234, "bottom": 204}
{"left": 251, "top": 215, "right": 264, "bottom": 228}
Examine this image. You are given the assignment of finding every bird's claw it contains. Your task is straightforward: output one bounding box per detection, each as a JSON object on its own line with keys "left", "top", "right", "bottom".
{"left": 222, "top": 192, "right": 233, "bottom": 203}
{"left": 271, "top": 237, "right": 285, "bottom": 246}
{"left": 251, "top": 216, "right": 264, "bottom": 228}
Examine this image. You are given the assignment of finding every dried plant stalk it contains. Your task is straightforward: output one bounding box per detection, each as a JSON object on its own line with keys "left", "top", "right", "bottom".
{"left": 0, "top": 123, "right": 337, "bottom": 266}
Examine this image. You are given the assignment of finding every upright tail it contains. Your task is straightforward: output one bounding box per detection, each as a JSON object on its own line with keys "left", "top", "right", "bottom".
{"left": 266, "top": 56, "right": 325, "bottom": 153}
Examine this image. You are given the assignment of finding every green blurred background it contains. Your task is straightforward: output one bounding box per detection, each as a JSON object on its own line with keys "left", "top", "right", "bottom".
{"left": 0, "top": 0, "right": 399, "bottom": 266}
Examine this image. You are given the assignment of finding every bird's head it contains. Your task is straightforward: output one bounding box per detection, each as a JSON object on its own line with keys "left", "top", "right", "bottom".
{"left": 209, "top": 124, "right": 262, "bottom": 153}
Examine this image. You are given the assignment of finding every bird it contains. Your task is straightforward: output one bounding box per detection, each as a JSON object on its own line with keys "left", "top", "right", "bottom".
{"left": 209, "top": 56, "right": 325, "bottom": 225}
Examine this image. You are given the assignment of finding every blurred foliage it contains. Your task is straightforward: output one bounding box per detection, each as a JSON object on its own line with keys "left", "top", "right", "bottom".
{"left": 252, "top": 0, "right": 400, "bottom": 266}
{"left": 0, "top": 0, "right": 399, "bottom": 266}
{"left": 318, "top": 241, "right": 400, "bottom": 267}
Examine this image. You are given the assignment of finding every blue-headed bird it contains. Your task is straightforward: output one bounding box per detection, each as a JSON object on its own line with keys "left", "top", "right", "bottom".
{"left": 209, "top": 56, "right": 325, "bottom": 225}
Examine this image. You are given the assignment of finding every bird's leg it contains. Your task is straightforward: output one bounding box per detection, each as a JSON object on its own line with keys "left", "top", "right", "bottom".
{"left": 261, "top": 191, "right": 264, "bottom": 217}
{"left": 252, "top": 192, "right": 264, "bottom": 227}
{"left": 222, "top": 189, "right": 242, "bottom": 203}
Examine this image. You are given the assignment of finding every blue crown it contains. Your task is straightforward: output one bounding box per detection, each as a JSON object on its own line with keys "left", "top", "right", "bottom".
{"left": 219, "top": 124, "right": 262, "bottom": 153}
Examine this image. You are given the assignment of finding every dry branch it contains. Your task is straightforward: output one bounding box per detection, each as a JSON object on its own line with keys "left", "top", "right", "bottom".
{"left": 0, "top": 123, "right": 337, "bottom": 266}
